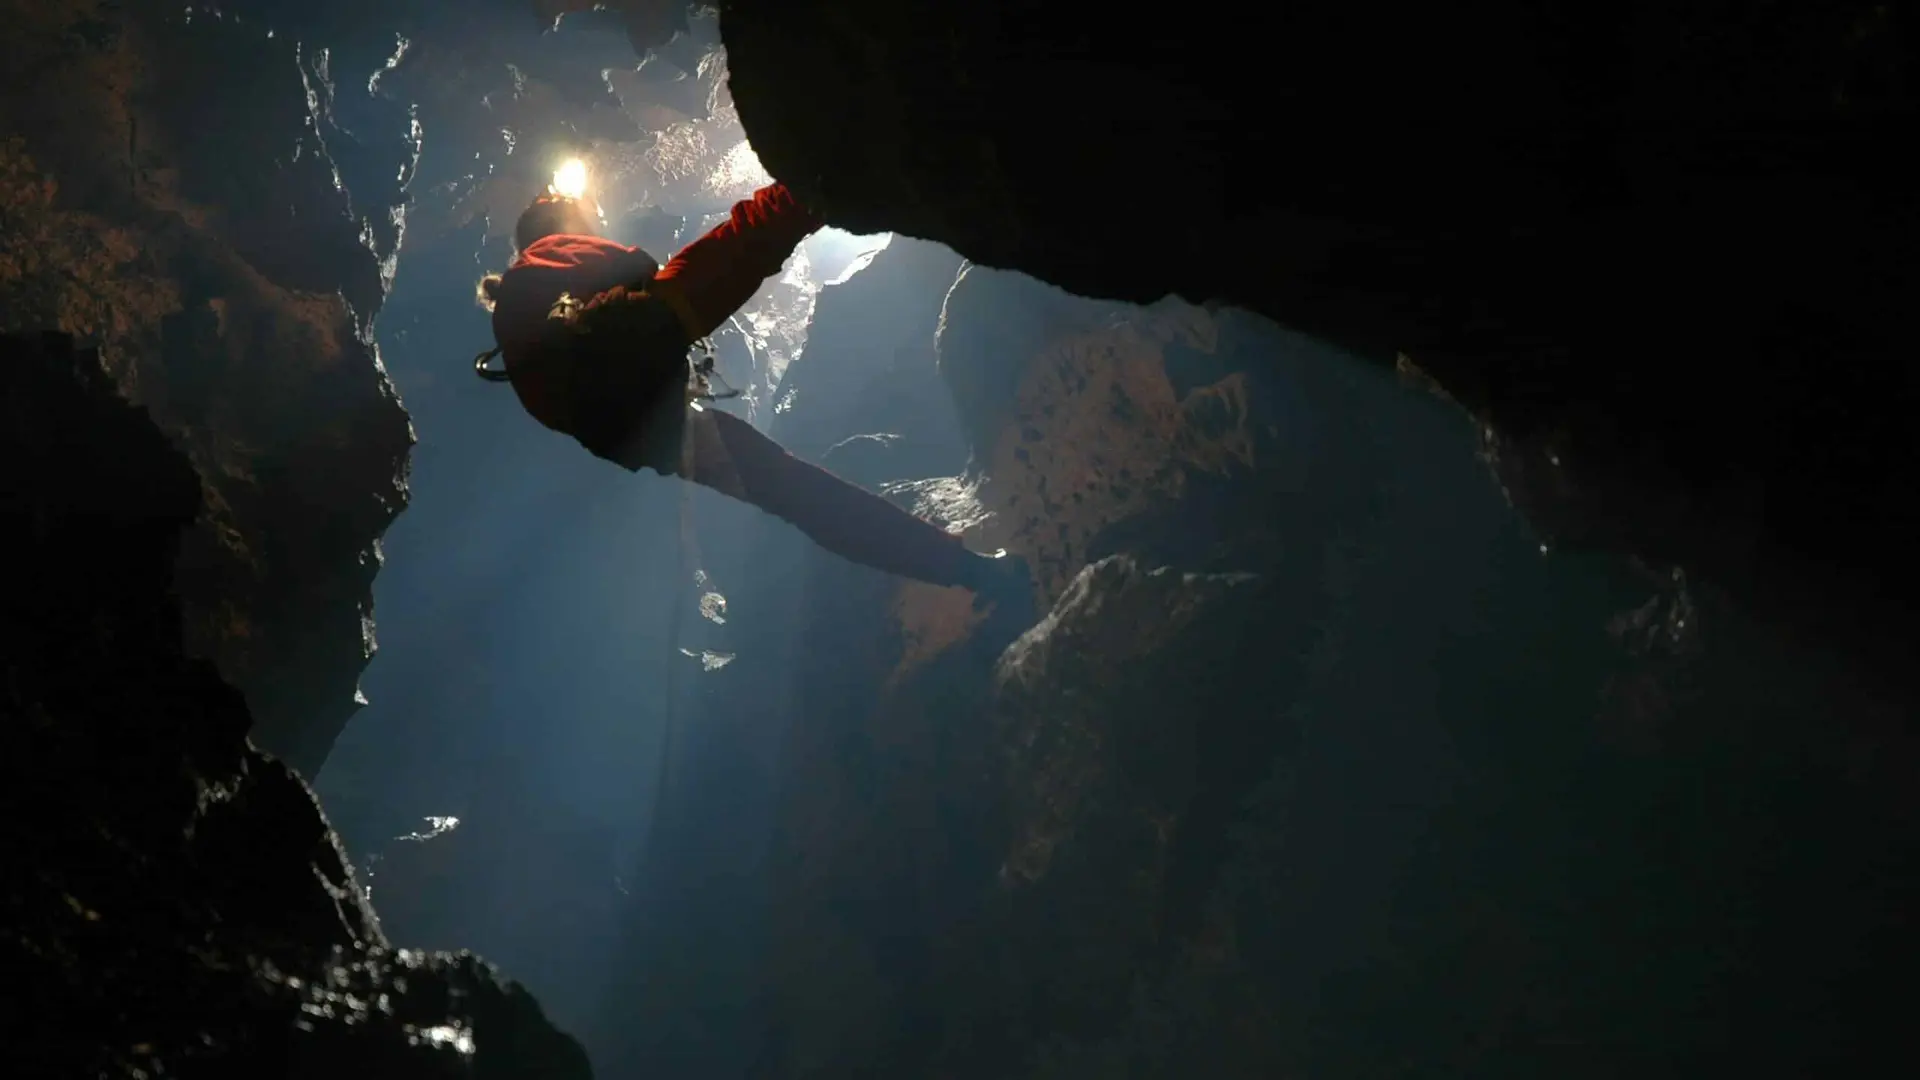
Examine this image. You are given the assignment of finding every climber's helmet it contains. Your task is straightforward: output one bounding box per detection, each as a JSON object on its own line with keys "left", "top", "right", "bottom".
{"left": 514, "top": 193, "right": 603, "bottom": 251}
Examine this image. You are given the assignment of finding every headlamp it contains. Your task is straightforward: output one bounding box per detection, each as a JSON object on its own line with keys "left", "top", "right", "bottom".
{"left": 550, "top": 158, "right": 590, "bottom": 200}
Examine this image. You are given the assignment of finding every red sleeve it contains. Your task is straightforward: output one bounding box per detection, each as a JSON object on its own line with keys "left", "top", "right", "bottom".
{"left": 652, "top": 183, "right": 824, "bottom": 340}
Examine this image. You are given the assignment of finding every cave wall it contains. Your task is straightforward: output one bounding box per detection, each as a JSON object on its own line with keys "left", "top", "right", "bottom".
{"left": 772, "top": 272, "right": 1915, "bottom": 1079}
{"left": 13, "top": 2, "right": 1898, "bottom": 1072}
{"left": 0, "top": 332, "right": 588, "bottom": 1078}
{"left": 577, "top": 243, "right": 1918, "bottom": 1077}
{"left": 935, "top": 266, "right": 1321, "bottom": 597}
{"left": 579, "top": 240, "right": 1377, "bottom": 1075}
{"left": 0, "top": 0, "right": 416, "bottom": 773}
{"left": 740, "top": 269, "right": 1401, "bottom": 1078}
{"left": 717, "top": 0, "right": 1920, "bottom": 671}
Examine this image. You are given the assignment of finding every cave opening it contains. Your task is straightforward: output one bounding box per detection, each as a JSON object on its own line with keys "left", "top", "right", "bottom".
{"left": 313, "top": 10, "right": 897, "bottom": 1049}
{"left": 7, "top": 1, "right": 1917, "bottom": 1077}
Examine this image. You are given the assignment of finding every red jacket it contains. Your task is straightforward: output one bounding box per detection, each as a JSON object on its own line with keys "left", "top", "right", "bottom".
{"left": 490, "top": 234, "right": 659, "bottom": 434}
{"left": 486, "top": 184, "right": 991, "bottom": 590}
{"left": 491, "top": 183, "right": 823, "bottom": 435}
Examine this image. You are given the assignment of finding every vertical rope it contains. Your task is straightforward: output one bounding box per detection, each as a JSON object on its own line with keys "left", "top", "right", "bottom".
{"left": 635, "top": 372, "right": 721, "bottom": 885}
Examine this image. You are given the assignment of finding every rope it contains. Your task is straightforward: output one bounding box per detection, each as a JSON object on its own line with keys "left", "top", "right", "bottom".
{"left": 634, "top": 362, "right": 723, "bottom": 882}
{"left": 473, "top": 331, "right": 736, "bottom": 883}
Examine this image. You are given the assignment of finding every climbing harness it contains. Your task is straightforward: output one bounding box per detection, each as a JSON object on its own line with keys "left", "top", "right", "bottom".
{"left": 473, "top": 345, "right": 510, "bottom": 382}
{"left": 473, "top": 339, "right": 735, "bottom": 399}
{"left": 636, "top": 388, "right": 732, "bottom": 879}
{"left": 473, "top": 295, "right": 739, "bottom": 403}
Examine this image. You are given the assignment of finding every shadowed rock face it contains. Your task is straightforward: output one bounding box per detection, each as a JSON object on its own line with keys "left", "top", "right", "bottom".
{"left": 0, "top": 332, "right": 588, "bottom": 1079}
{"left": 718, "top": 0, "right": 1920, "bottom": 670}
{"left": 596, "top": 243, "right": 1915, "bottom": 1077}
{"left": 0, "top": 1, "right": 416, "bottom": 773}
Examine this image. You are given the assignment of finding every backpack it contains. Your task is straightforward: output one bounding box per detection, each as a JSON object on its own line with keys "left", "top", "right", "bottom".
{"left": 473, "top": 266, "right": 739, "bottom": 458}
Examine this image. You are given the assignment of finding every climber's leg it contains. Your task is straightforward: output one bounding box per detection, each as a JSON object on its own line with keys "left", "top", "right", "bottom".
{"left": 672, "top": 408, "right": 999, "bottom": 590}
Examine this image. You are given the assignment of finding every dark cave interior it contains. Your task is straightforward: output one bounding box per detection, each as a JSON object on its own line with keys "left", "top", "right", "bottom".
{"left": 3, "top": 2, "right": 1916, "bottom": 1077}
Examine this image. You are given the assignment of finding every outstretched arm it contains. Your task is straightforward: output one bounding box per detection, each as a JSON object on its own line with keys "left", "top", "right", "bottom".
{"left": 648, "top": 183, "right": 825, "bottom": 342}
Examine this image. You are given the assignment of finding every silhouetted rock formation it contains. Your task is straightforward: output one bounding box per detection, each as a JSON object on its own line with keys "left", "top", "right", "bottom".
{"left": 0, "top": 332, "right": 589, "bottom": 1079}
{"left": 603, "top": 247, "right": 1915, "bottom": 1077}
{"left": 719, "top": 0, "right": 1920, "bottom": 668}
{"left": 0, "top": 1, "right": 417, "bottom": 772}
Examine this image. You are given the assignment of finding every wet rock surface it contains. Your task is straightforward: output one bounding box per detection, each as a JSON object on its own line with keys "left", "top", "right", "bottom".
{"left": 0, "top": 0, "right": 416, "bottom": 773}
{"left": 1, "top": 332, "right": 588, "bottom": 1079}
{"left": 594, "top": 250, "right": 1918, "bottom": 1077}
{"left": 719, "top": 0, "right": 1920, "bottom": 668}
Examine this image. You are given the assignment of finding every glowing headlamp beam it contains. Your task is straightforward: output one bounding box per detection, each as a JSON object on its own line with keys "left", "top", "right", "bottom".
{"left": 550, "top": 158, "right": 589, "bottom": 200}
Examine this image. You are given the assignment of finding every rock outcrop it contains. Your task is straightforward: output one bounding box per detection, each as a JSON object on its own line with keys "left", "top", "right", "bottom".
{"left": 0, "top": 1, "right": 417, "bottom": 773}
{"left": 935, "top": 266, "right": 1307, "bottom": 598}
{"left": 1, "top": 332, "right": 588, "bottom": 1079}
{"left": 585, "top": 237, "right": 1916, "bottom": 1077}
{"left": 718, "top": 0, "right": 1920, "bottom": 668}
{"left": 727, "top": 269, "right": 1358, "bottom": 1078}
